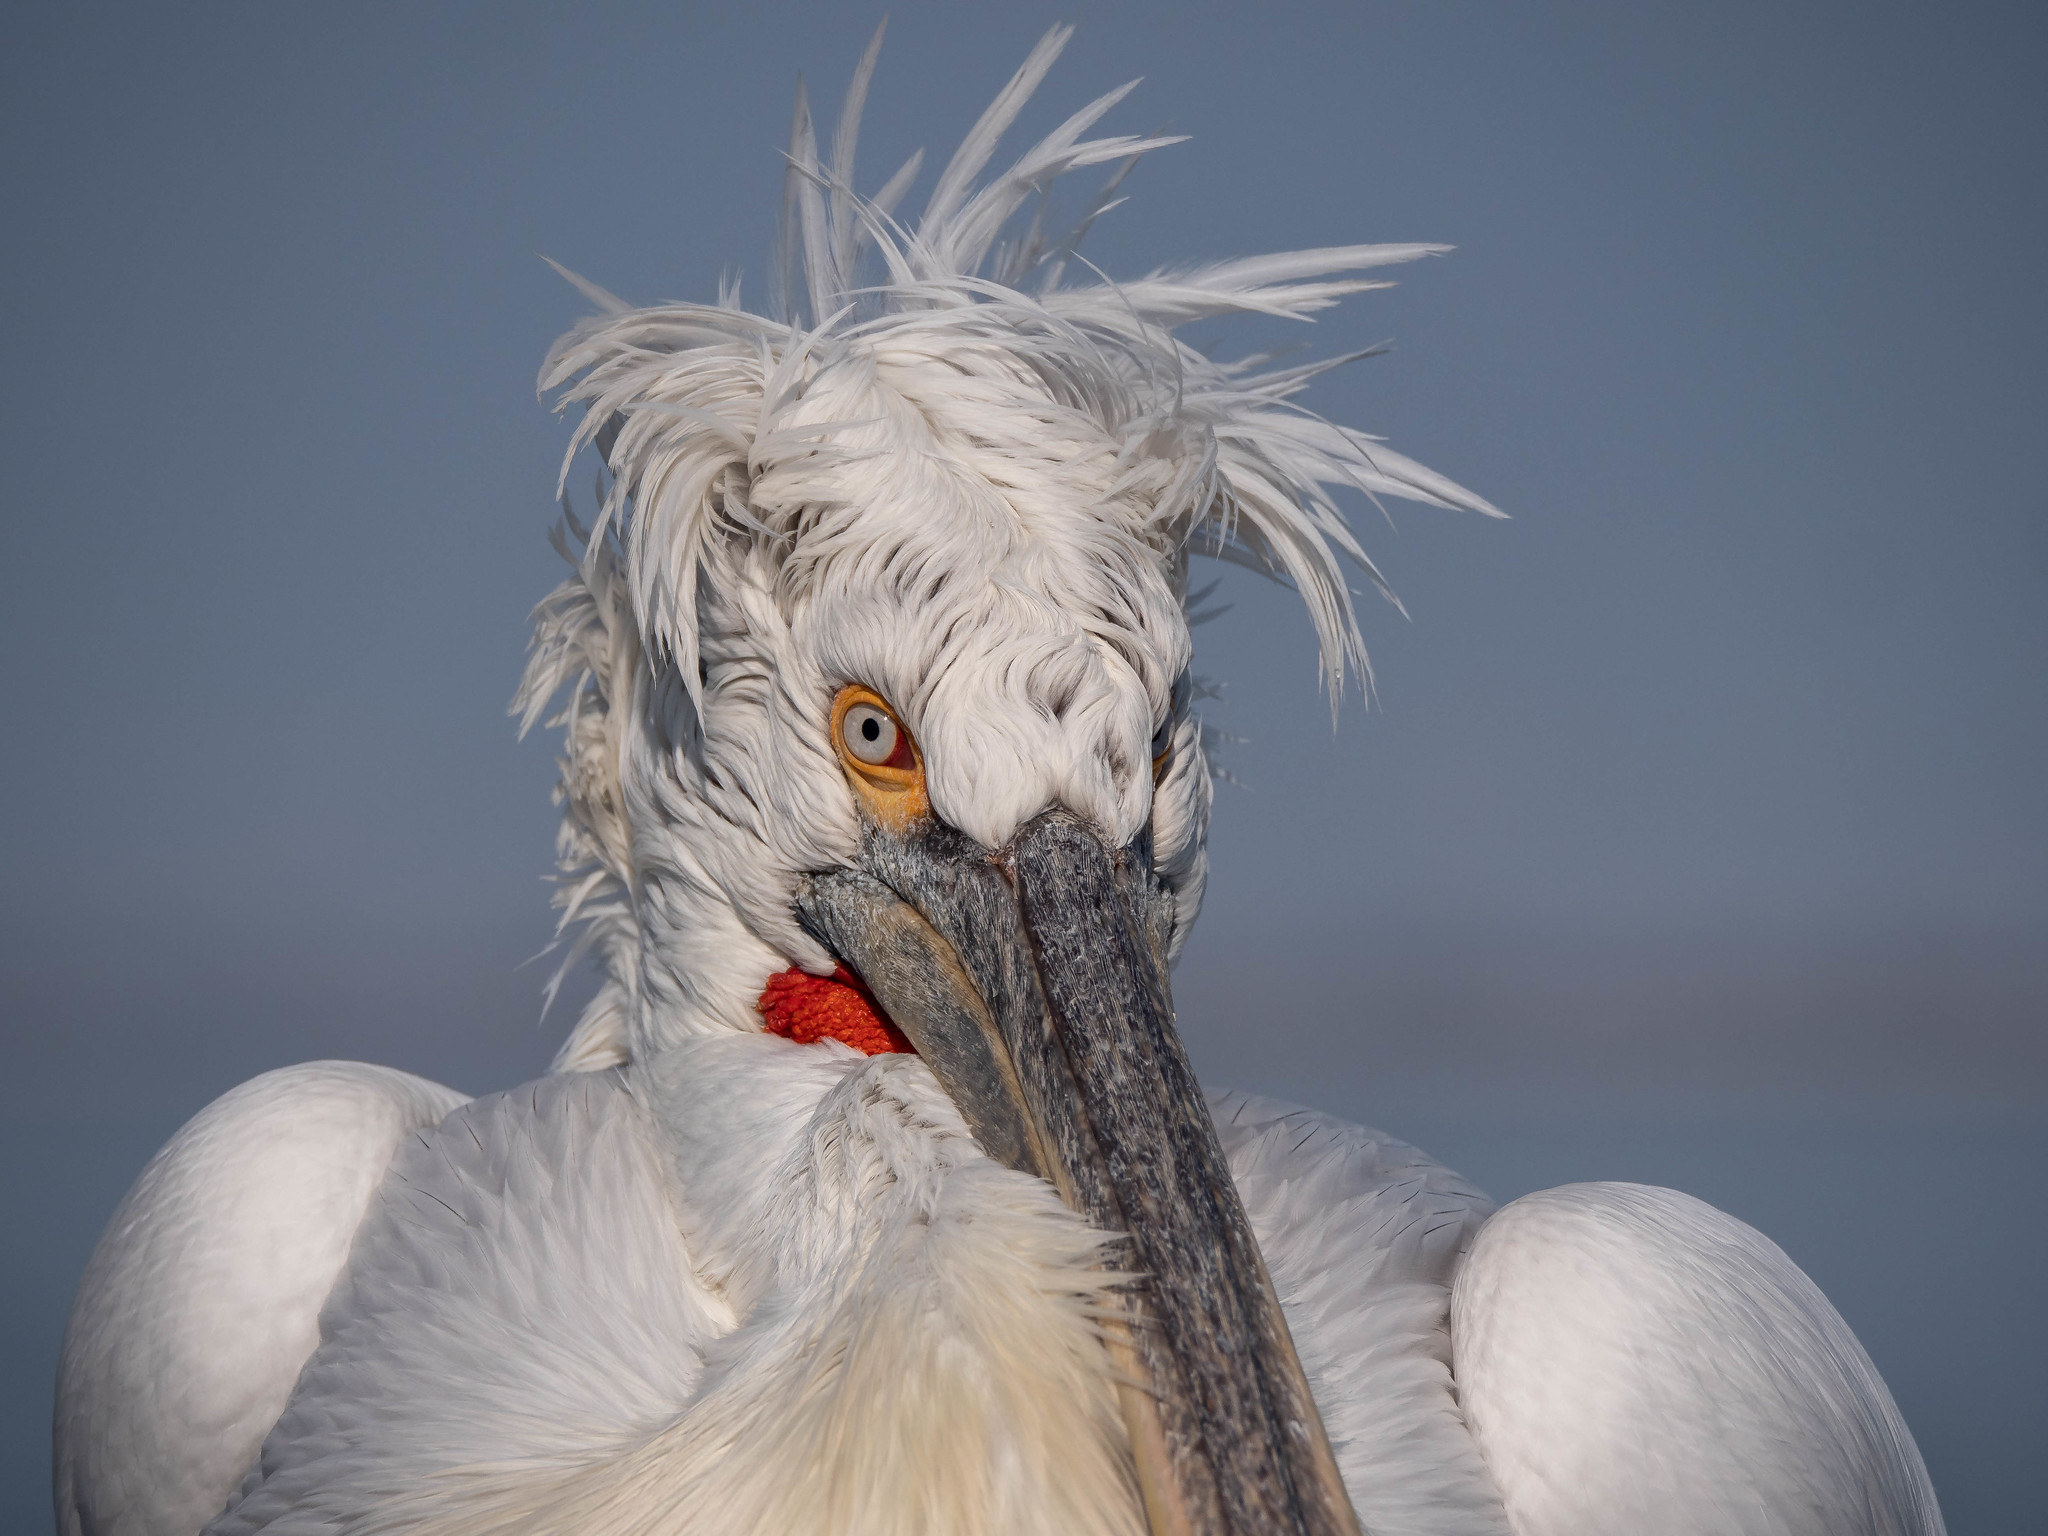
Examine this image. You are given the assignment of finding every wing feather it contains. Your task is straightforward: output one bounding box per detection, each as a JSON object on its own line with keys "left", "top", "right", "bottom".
{"left": 1452, "top": 1183, "right": 1945, "bottom": 1536}
{"left": 55, "top": 1063, "right": 466, "bottom": 1536}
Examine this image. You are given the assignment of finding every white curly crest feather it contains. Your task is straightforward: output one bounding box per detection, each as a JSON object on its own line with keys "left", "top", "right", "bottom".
{"left": 536, "top": 22, "right": 1495, "bottom": 697}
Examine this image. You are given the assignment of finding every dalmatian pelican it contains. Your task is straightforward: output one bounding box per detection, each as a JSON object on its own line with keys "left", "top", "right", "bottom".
{"left": 55, "top": 26, "right": 1944, "bottom": 1536}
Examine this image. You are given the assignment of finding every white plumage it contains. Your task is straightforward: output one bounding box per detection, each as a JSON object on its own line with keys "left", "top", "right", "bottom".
{"left": 1453, "top": 1186, "right": 1941, "bottom": 1535}
{"left": 55, "top": 1065, "right": 466, "bottom": 1536}
{"left": 56, "top": 26, "right": 1943, "bottom": 1536}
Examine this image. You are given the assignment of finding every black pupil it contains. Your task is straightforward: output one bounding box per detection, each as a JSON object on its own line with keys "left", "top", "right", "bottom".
{"left": 861, "top": 718, "right": 881, "bottom": 742}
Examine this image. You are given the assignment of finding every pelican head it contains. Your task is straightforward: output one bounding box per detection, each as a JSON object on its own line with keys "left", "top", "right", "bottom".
{"left": 513, "top": 25, "right": 1494, "bottom": 1536}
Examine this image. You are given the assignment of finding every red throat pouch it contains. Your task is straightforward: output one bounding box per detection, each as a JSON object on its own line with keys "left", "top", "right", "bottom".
{"left": 757, "top": 965, "right": 915, "bottom": 1056}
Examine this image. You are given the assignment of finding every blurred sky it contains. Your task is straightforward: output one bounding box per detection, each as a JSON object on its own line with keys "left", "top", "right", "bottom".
{"left": 3, "top": 2, "right": 2043, "bottom": 1530}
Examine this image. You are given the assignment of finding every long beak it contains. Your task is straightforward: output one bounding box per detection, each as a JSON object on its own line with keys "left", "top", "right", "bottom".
{"left": 795, "top": 809, "right": 1359, "bottom": 1536}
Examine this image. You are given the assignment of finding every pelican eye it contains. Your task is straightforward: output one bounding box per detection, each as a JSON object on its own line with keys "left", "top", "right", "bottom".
{"left": 843, "top": 703, "right": 901, "bottom": 766}
{"left": 829, "top": 685, "right": 927, "bottom": 829}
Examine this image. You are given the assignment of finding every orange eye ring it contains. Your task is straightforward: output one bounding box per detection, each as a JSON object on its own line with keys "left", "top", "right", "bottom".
{"left": 829, "top": 685, "right": 929, "bottom": 831}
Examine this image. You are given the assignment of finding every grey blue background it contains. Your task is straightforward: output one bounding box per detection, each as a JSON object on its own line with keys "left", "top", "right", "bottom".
{"left": 4, "top": 3, "right": 2042, "bottom": 1529}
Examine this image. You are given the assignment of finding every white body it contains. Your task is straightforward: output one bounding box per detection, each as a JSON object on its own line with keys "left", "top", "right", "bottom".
{"left": 58, "top": 1052, "right": 1941, "bottom": 1536}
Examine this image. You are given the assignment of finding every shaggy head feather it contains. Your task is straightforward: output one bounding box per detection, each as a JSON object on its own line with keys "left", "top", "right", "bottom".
{"left": 513, "top": 25, "right": 1499, "bottom": 1071}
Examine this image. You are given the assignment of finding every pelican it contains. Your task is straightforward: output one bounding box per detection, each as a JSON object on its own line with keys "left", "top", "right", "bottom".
{"left": 55, "top": 27, "right": 1944, "bottom": 1536}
